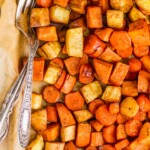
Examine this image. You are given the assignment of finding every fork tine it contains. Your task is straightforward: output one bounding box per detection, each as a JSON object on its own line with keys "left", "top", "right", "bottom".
{"left": 23, "top": 0, "right": 34, "bottom": 14}
{"left": 16, "top": 0, "right": 27, "bottom": 20}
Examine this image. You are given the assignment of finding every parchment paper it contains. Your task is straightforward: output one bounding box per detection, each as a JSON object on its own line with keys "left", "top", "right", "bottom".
{"left": 0, "top": 0, "right": 29, "bottom": 149}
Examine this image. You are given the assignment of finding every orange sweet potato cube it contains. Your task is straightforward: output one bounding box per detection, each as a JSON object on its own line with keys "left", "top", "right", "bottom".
{"left": 128, "top": 19, "right": 150, "bottom": 47}
{"left": 110, "top": 62, "right": 129, "bottom": 86}
{"left": 36, "top": 26, "right": 58, "bottom": 41}
{"left": 122, "top": 81, "right": 138, "bottom": 97}
{"left": 93, "top": 59, "right": 113, "bottom": 84}
{"left": 140, "top": 55, "right": 150, "bottom": 72}
{"left": 86, "top": 6, "right": 103, "bottom": 28}
{"left": 47, "top": 106, "right": 58, "bottom": 122}
{"left": 23, "top": 57, "right": 45, "bottom": 81}
{"left": 138, "top": 70, "right": 150, "bottom": 93}
{"left": 53, "top": 0, "right": 69, "bottom": 7}
{"left": 90, "top": 132, "right": 104, "bottom": 146}
{"left": 70, "top": 0, "right": 87, "bottom": 14}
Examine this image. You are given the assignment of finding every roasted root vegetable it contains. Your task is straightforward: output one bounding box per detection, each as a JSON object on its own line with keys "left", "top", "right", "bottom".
{"left": 30, "top": 8, "right": 50, "bottom": 27}
{"left": 27, "top": 134, "right": 44, "bottom": 150}
{"left": 29, "top": 0, "right": 150, "bottom": 149}
{"left": 110, "top": 0, "right": 133, "bottom": 13}
{"left": 81, "top": 81, "right": 102, "bottom": 103}
{"left": 102, "top": 86, "right": 121, "bottom": 102}
{"left": 120, "top": 97, "right": 139, "bottom": 118}
{"left": 31, "top": 109, "right": 47, "bottom": 131}
{"left": 76, "top": 123, "right": 91, "bottom": 147}
{"left": 106, "top": 10, "right": 124, "bottom": 28}
{"left": 43, "top": 86, "right": 60, "bottom": 103}
{"left": 64, "top": 91, "right": 85, "bottom": 111}
{"left": 31, "top": 93, "right": 42, "bottom": 110}
{"left": 66, "top": 27, "right": 83, "bottom": 57}
{"left": 49, "top": 5, "right": 70, "bottom": 24}
{"left": 86, "top": 6, "right": 103, "bottom": 28}
{"left": 38, "top": 41, "right": 61, "bottom": 60}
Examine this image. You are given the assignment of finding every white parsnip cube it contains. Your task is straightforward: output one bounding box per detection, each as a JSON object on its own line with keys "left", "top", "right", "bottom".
{"left": 73, "top": 110, "right": 93, "bottom": 123}
{"left": 40, "top": 41, "right": 61, "bottom": 60}
{"left": 49, "top": 5, "right": 70, "bottom": 24}
{"left": 102, "top": 86, "right": 121, "bottom": 102}
{"left": 31, "top": 93, "right": 42, "bottom": 110}
{"left": 66, "top": 27, "right": 83, "bottom": 57}
{"left": 81, "top": 81, "right": 102, "bottom": 103}
{"left": 45, "top": 142, "right": 65, "bottom": 150}
{"left": 27, "top": 134, "right": 44, "bottom": 150}
{"left": 107, "top": 10, "right": 124, "bottom": 28}
{"left": 61, "top": 125, "right": 76, "bottom": 142}
{"left": 44, "top": 66, "right": 61, "bottom": 84}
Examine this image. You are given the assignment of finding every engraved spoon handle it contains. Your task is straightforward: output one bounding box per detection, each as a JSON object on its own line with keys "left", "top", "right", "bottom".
{"left": 18, "top": 41, "right": 39, "bottom": 148}
{"left": 0, "top": 61, "right": 28, "bottom": 142}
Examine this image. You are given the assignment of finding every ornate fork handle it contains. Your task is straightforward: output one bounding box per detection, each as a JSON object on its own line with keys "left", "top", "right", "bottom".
{"left": 0, "top": 60, "right": 28, "bottom": 142}
{"left": 18, "top": 40, "right": 39, "bottom": 148}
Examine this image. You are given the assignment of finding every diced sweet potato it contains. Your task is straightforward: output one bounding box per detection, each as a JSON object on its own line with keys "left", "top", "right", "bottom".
{"left": 95, "top": 104, "right": 117, "bottom": 126}
{"left": 109, "top": 102, "right": 119, "bottom": 115}
{"left": 102, "top": 125, "right": 116, "bottom": 143}
{"left": 36, "top": 0, "right": 53, "bottom": 7}
{"left": 60, "top": 74, "right": 76, "bottom": 94}
{"left": 30, "top": 8, "right": 50, "bottom": 27}
{"left": 117, "top": 124, "right": 127, "bottom": 140}
{"left": 102, "top": 86, "right": 122, "bottom": 102}
{"left": 94, "top": 28, "right": 114, "bottom": 42}
{"left": 99, "top": 47, "right": 121, "bottom": 63}
{"left": 100, "top": 144, "right": 115, "bottom": 150}
{"left": 93, "top": 59, "right": 113, "bottom": 84}
{"left": 86, "top": 6, "right": 103, "bottom": 28}
{"left": 88, "top": 99, "right": 104, "bottom": 115}
{"left": 41, "top": 123, "right": 60, "bottom": 141}
{"left": 36, "top": 26, "right": 58, "bottom": 41}
{"left": 133, "top": 46, "right": 149, "bottom": 58}
{"left": 137, "top": 122, "right": 150, "bottom": 145}
{"left": 64, "top": 57, "right": 80, "bottom": 75}
{"left": 133, "top": 110, "right": 146, "bottom": 122}
{"left": 110, "top": 62, "right": 129, "bottom": 86}
{"left": 69, "top": 0, "right": 87, "bottom": 14}
{"left": 137, "top": 94, "right": 150, "bottom": 112}
{"left": 76, "top": 123, "right": 91, "bottom": 147}
{"left": 128, "top": 19, "right": 150, "bottom": 47}
{"left": 140, "top": 55, "right": 150, "bottom": 72}
{"left": 120, "top": 97, "right": 139, "bottom": 118}
{"left": 50, "top": 58, "right": 64, "bottom": 70}
{"left": 90, "top": 120, "right": 104, "bottom": 132}
{"left": 61, "top": 125, "right": 76, "bottom": 142}
{"left": 125, "top": 120, "right": 142, "bottom": 137}
{"left": 115, "top": 139, "right": 129, "bottom": 150}
{"left": 116, "top": 113, "right": 130, "bottom": 124}
{"left": 81, "top": 81, "right": 102, "bottom": 103}
{"left": 56, "top": 103, "right": 76, "bottom": 127}
{"left": 53, "top": 0, "right": 69, "bottom": 7}
{"left": 121, "top": 81, "right": 138, "bottom": 97}
{"left": 107, "top": 10, "right": 124, "bottom": 28}
{"left": 85, "top": 146, "right": 97, "bottom": 150}
{"left": 64, "top": 141, "right": 77, "bottom": 150}
{"left": 47, "top": 106, "right": 58, "bottom": 123}
{"left": 90, "top": 132, "right": 104, "bottom": 146}
{"left": 138, "top": 70, "right": 150, "bottom": 93}
{"left": 79, "top": 64, "right": 94, "bottom": 84}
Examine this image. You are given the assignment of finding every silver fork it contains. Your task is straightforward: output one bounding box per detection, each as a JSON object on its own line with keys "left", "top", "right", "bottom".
{"left": 16, "top": 0, "right": 39, "bottom": 148}
{"left": 0, "top": 0, "right": 36, "bottom": 144}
